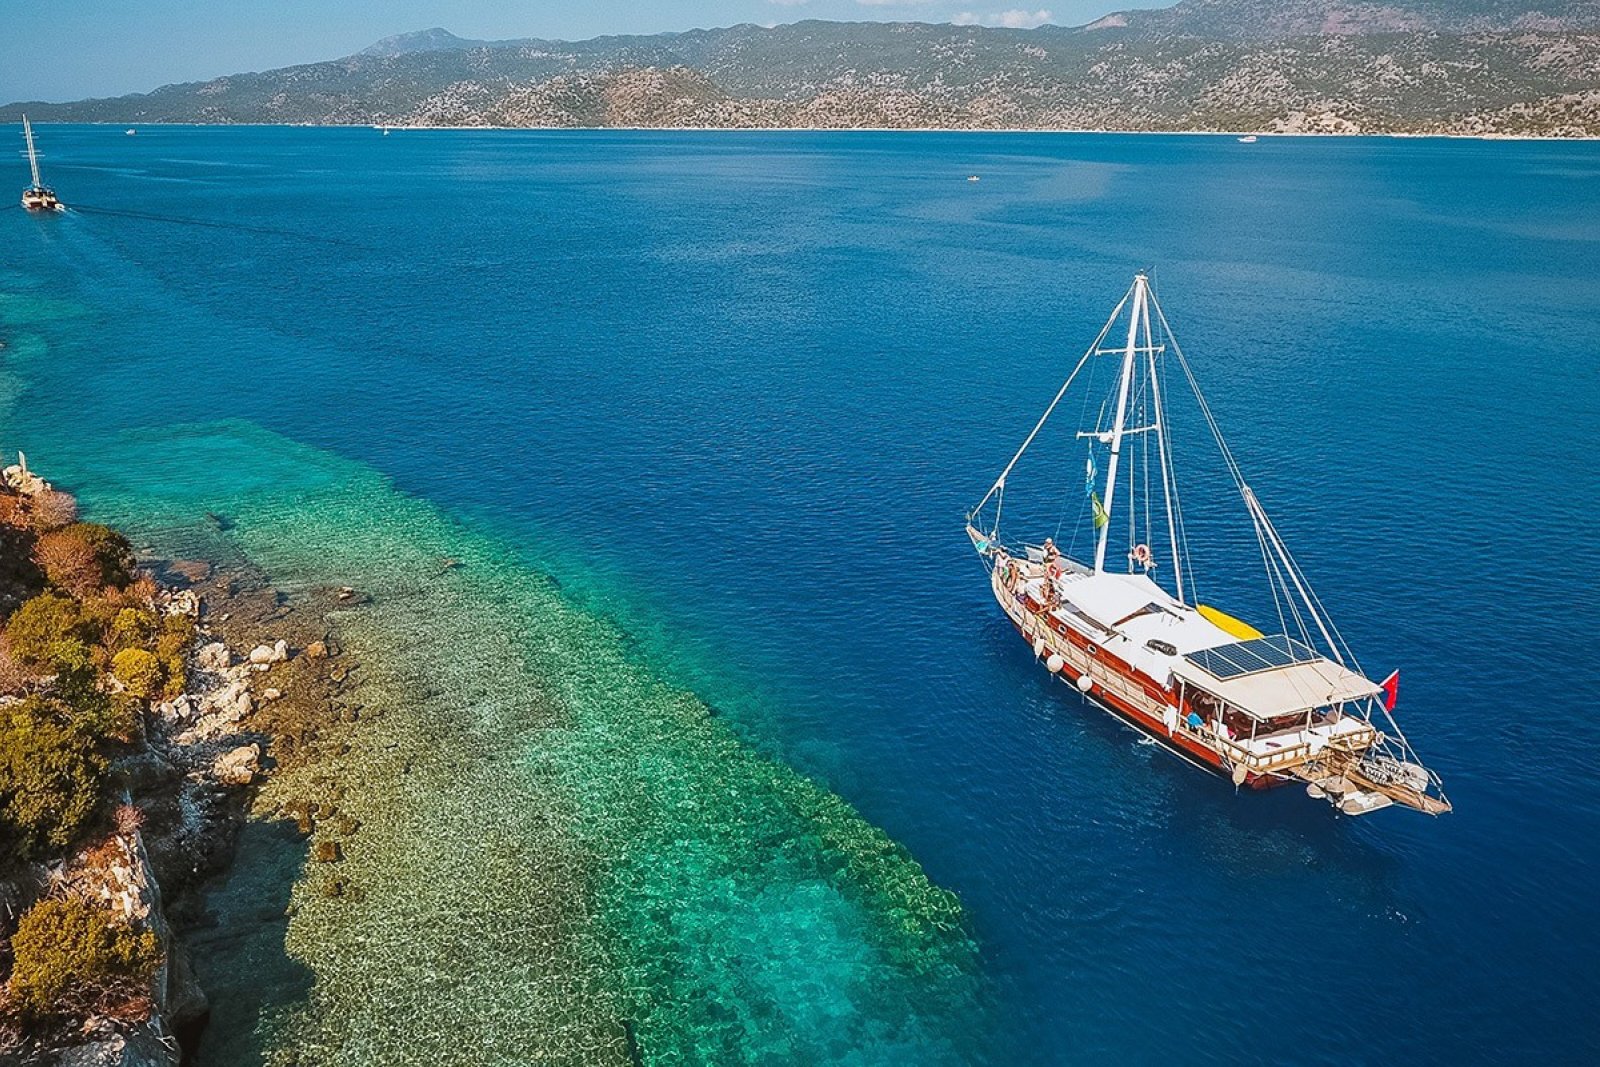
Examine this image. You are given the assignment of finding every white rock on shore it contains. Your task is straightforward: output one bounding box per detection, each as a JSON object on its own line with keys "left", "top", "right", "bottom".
{"left": 196, "top": 641, "right": 232, "bottom": 672}
{"left": 212, "top": 744, "right": 261, "bottom": 787}
{"left": 247, "top": 639, "right": 289, "bottom": 668}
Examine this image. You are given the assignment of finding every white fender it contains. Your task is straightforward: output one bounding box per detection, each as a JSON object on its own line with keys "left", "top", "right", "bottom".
{"left": 1032, "top": 637, "right": 1047, "bottom": 658}
{"left": 1075, "top": 674, "right": 1093, "bottom": 693}
{"left": 1046, "top": 654, "right": 1066, "bottom": 673}
{"left": 1162, "top": 706, "right": 1178, "bottom": 734}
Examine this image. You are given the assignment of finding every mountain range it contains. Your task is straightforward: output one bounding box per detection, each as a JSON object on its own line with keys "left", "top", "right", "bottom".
{"left": 4, "top": 1, "right": 1598, "bottom": 136}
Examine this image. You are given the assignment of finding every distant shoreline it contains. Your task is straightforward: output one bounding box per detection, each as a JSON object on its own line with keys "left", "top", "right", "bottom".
{"left": 24, "top": 121, "right": 1600, "bottom": 143}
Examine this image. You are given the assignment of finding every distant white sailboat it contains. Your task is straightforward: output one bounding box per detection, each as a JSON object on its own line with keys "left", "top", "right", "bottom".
{"left": 1238, "top": 135, "right": 1259, "bottom": 144}
{"left": 19, "top": 116, "right": 64, "bottom": 212}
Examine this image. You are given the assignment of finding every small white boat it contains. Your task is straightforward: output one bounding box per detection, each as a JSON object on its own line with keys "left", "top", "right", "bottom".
{"left": 967, "top": 175, "right": 980, "bottom": 182}
{"left": 126, "top": 128, "right": 137, "bottom": 136}
{"left": 19, "top": 116, "right": 64, "bottom": 213}
{"left": 1237, "top": 135, "right": 1259, "bottom": 144}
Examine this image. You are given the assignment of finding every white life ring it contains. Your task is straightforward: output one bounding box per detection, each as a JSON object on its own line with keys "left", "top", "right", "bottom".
{"left": 1130, "top": 543, "right": 1152, "bottom": 567}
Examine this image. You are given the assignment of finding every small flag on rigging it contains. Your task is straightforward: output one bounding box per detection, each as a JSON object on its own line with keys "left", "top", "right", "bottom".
{"left": 1087, "top": 453, "right": 1108, "bottom": 528}
{"left": 1380, "top": 670, "right": 1399, "bottom": 711}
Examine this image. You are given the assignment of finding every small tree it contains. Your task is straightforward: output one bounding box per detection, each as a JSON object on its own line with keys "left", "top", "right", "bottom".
{"left": 6, "top": 897, "right": 160, "bottom": 1018}
{"left": 34, "top": 529, "right": 102, "bottom": 598}
{"left": 0, "top": 697, "right": 106, "bottom": 861}
{"left": 33, "top": 524, "right": 134, "bottom": 596}
{"left": 76, "top": 525, "right": 135, "bottom": 590}
{"left": 27, "top": 489, "right": 78, "bottom": 533}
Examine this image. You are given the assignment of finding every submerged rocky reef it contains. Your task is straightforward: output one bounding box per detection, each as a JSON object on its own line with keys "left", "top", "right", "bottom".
{"left": 0, "top": 421, "right": 987, "bottom": 1066}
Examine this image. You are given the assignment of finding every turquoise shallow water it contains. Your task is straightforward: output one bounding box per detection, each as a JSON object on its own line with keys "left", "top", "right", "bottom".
{"left": 3, "top": 127, "right": 1599, "bottom": 1064}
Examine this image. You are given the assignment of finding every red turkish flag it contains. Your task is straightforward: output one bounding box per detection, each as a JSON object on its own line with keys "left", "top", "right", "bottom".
{"left": 1380, "top": 670, "right": 1399, "bottom": 711}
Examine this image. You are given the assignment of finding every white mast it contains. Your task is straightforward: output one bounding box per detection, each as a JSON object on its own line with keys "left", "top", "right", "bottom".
{"left": 1144, "top": 286, "right": 1184, "bottom": 603}
{"left": 1095, "top": 273, "right": 1148, "bottom": 573}
{"left": 23, "top": 116, "right": 43, "bottom": 190}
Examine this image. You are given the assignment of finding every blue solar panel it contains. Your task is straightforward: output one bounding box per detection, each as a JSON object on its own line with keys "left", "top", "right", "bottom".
{"left": 1185, "top": 635, "right": 1318, "bottom": 679}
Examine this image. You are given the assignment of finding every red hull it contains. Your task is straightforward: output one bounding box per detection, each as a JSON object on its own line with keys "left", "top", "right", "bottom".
{"left": 1008, "top": 616, "right": 1285, "bottom": 790}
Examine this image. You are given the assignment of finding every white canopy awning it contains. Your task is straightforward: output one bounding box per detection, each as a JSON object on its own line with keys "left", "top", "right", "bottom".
{"left": 1172, "top": 655, "right": 1381, "bottom": 720}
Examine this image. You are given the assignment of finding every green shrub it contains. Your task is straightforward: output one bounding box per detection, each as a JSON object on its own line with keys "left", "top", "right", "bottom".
{"left": 0, "top": 697, "right": 106, "bottom": 861}
{"left": 61, "top": 689, "right": 142, "bottom": 746}
{"left": 3, "top": 593, "right": 87, "bottom": 668}
{"left": 71, "top": 524, "right": 135, "bottom": 591}
{"left": 6, "top": 897, "right": 159, "bottom": 1017}
{"left": 110, "top": 649, "right": 161, "bottom": 701}
{"left": 108, "top": 608, "right": 158, "bottom": 653}
{"left": 155, "top": 618, "right": 194, "bottom": 699}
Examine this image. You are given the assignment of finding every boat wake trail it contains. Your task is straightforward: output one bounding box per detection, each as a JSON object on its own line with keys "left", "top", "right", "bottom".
{"left": 68, "top": 203, "right": 368, "bottom": 250}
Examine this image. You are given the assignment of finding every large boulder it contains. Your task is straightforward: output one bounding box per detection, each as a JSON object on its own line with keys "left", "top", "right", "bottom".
{"left": 199, "top": 680, "right": 252, "bottom": 724}
{"left": 54, "top": 1025, "right": 179, "bottom": 1067}
{"left": 165, "top": 940, "right": 209, "bottom": 1031}
{"left": 212, "top": 744, "right": 261, "bottom": 787}
{"left": 155, "top": 694, "right": 196, "bottom": 723}
{"left": 195, "top": 642, "right": 231, "bottom": 672}
{"left": 247, "top": 640, "right": 289, "bottom": 667}
{"left": 112, "top": 751, "right": 179, "bottom": 793}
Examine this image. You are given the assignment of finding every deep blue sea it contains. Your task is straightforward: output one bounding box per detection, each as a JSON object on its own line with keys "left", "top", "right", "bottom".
{"left": 3, "top": 127, "right": 1598, "bottom": 1065}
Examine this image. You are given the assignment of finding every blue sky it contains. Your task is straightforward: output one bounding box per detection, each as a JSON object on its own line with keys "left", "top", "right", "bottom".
{"left": 2, "top": 0, "right": 1168, "bottom": 103}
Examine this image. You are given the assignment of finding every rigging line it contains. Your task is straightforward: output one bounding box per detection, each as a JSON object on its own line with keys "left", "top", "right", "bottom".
{"left": 1245, "top": 488, "right": 1346, "bottom": 664}
{"left": 1126, "top": 416, "right": 1136, "bottom": 569}
{"left": 67, "top": 203, "right": 370, "bottom": 251}
{"left": 1152, "top": 287, "right": 1359, "bottom": 668}
{"left": 1152, "top": 305, "right": 1192, "bottom": 597}
{"left": 971, "top": 286, "right": 1131, "bottom": 518}
{"left": 1152, "top": 289, "right": 1307, "bottom": 639}
{"left": 1251, "top": 505, "right": 1295, "bottom": 643}
{"left": 1279, "top": 524, "right": 1361, "bottom": 669}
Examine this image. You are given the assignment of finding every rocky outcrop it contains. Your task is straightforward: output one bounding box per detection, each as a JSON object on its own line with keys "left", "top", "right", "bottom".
{"left": 53, "top": 1028, "right": 177, "bottom": 1067}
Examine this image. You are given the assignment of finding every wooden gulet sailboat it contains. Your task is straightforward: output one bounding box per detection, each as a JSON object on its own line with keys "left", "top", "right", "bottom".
{"left": 19, "top": 116, "right": 65, "bottom": 213}
{"left": 966, "top": 274, "right": 1450, "bottom": 817}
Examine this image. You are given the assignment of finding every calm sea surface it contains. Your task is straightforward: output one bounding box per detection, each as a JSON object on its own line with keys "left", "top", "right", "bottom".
{"left": 3, "top": 127, "right": 1598, "bottom": 1064}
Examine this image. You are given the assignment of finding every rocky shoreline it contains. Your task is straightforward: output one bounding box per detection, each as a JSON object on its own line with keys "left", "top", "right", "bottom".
{"left": 0, "top": 461, "right": 367, "bottom": 1067}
